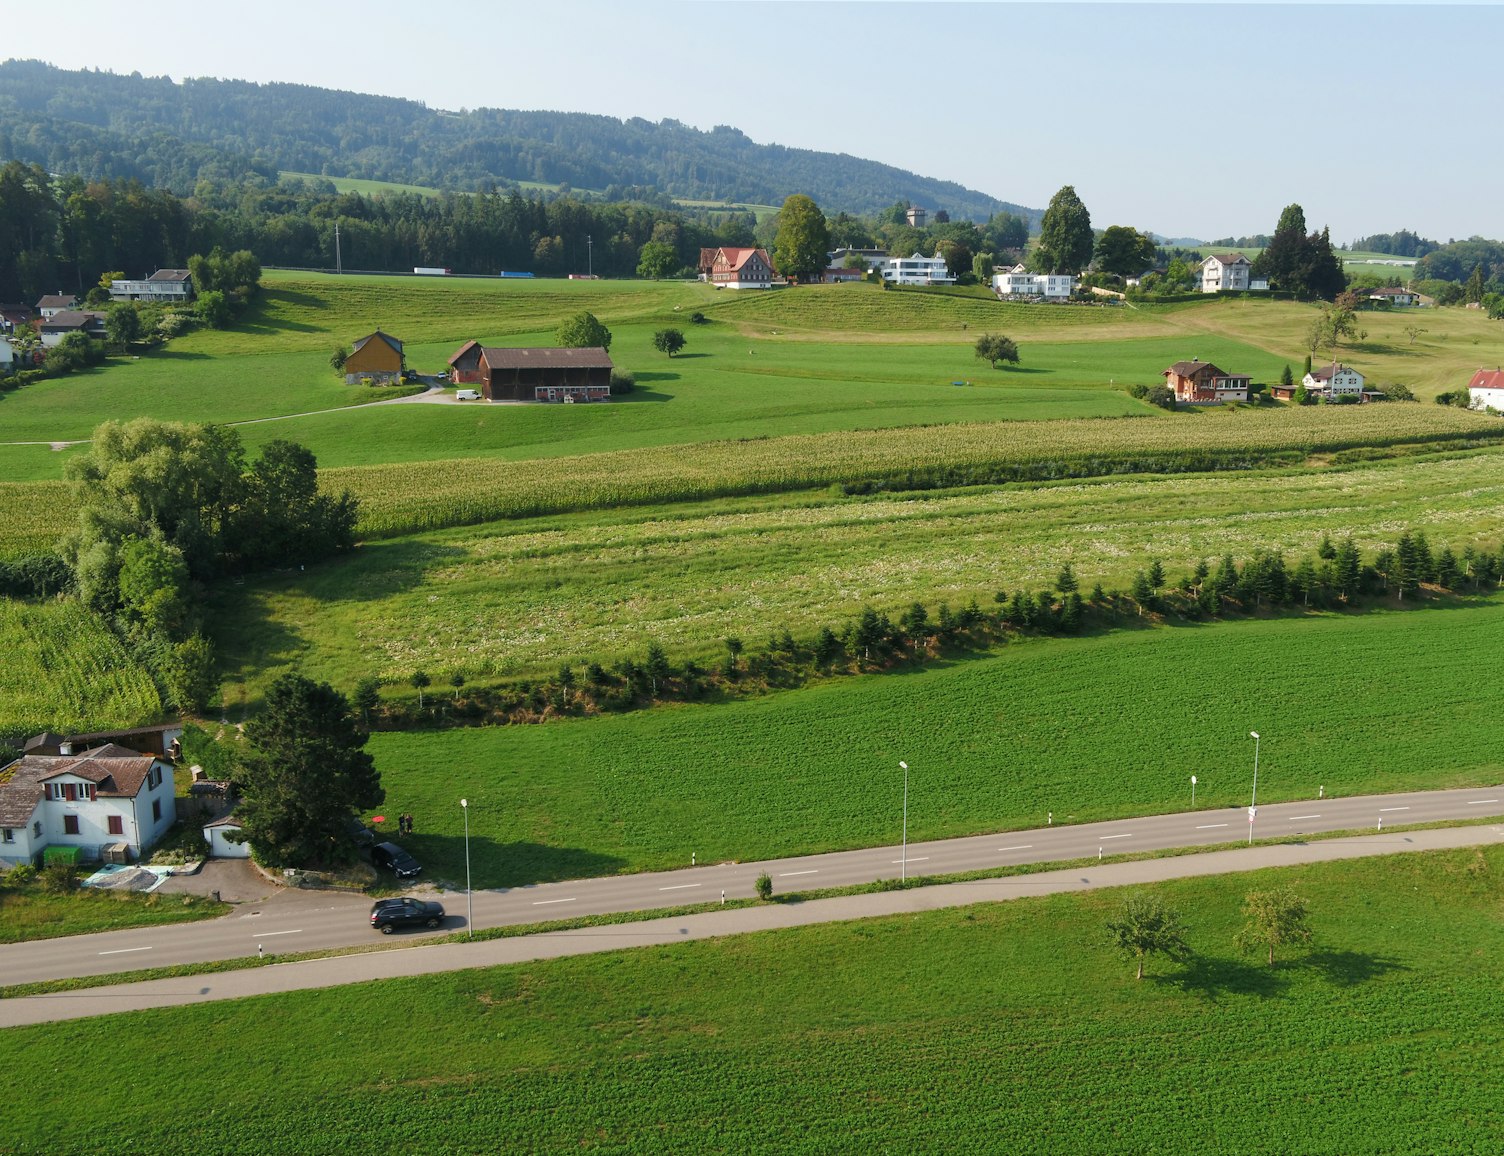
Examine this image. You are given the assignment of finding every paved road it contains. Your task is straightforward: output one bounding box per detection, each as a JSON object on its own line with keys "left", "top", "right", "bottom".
{"left": 4, "top": 823, "right": 1501, "bottom": 1028}
{"left": 2, "top": 784, "right": 1500, "bottom": 989}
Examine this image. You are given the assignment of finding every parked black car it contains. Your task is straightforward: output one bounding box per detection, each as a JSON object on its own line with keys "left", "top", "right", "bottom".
{"left": 345, "top": 817, "right": 376, "bottom": 848}
{"left": 370, "top": 841, "right": 422, "bottom": 879}
{"left": 370, "top": 897, "right": 445, "bottom": 933}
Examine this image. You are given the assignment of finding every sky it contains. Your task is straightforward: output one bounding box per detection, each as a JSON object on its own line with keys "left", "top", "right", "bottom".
{"left": 6, "top": 1, "right": 1499, "bottom": 242}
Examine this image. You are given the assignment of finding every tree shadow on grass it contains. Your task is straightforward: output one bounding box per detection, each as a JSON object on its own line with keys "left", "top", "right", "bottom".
{"left": 1153, "top": 953, "right": 1289, "bottom": 1002}
{"left": 401, "top": 834, "right": 629, "bottom": 889}
{"left": 1302, "top": 948, "right": 1408, "bottom": 988}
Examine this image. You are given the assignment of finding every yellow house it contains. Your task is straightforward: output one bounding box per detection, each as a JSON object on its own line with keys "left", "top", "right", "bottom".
{"left": 344, "top": 330, "right": 404, "bottom": 384}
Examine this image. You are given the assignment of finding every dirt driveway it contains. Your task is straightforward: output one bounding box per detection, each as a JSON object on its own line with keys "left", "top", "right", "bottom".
{"left": 156, "top": 859, "right": 279, "bottom": 903}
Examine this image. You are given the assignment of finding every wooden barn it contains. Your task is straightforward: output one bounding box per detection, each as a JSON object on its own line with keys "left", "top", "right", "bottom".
{"left": 344, "top": 330, "right": 404, "bottom": 384}
{"left": 479, "top": 347, "right": 614, "bottom": 402}
{"left": 447, "top": 340, "right": 485, "bottom": 384}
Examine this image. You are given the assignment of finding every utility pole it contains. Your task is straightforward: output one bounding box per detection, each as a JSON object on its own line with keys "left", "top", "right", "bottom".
{"left": 587, "top": 234, "right": 593, "bottom": 278}
{"left": 335, "top": 222, "right": 343, "bottom": 275}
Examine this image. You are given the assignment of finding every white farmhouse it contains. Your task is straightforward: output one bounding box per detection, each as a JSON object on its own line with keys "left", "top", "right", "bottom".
{"left": 1201, "top": 253, "right": 1252, "bottom": 292}
{"left": 1468, "top": 368, "right": 1504, "bottom": 411}
{"left": 993, "top": 264, "right": 1074, "bottom": 299}
{"left": 0, "top": 744, "right": 177, "bottom": 866}
{"left": 881, "top": 252, "right": 955, "bottom": 286}
{"left": 1303, "top": 363, "right": 1366, "bottom": 400}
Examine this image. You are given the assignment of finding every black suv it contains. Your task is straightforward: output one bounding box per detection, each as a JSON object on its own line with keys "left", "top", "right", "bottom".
{"left": 370, "top": 897, "right": 445, "bottom": 933}
{"left": 370, "top": 841, "right": 422, "bottom": 879}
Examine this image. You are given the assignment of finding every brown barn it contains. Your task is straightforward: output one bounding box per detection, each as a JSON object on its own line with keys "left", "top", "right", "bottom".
{"left": 344, "top": 330, "right": 404, "bottom": 384}
{"left": 480, "top": 347, "right": 614, "bottom": 402}
{"left": 447, "top": 340, "right": 485, "bottom": 385}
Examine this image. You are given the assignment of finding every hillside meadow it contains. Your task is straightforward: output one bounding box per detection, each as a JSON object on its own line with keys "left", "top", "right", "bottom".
{"left": 209, "top": 447, "right": 1504, "bottom": 699}
{"left": 348, "top": 602, "right": 1504, "bottom": 889}
{"left": 6, "top": 848, "right": 1503, "bottom": 1153}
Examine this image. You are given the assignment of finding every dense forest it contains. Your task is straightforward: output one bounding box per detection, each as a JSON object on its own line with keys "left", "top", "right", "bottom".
{"left": 0, "top": 60, "right": 1033, "bottom": 223}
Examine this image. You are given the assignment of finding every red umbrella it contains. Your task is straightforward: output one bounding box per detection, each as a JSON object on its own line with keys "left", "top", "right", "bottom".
{"left": 372, "top": 815, "right": 386, "bottom": 824}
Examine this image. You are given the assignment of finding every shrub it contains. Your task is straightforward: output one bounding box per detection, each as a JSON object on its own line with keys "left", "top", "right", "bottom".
{"left": 610, "top": 368, "right": 635, "bottom": 395}
{"left": 4, "top": 863, "right": 38, "bottom": 886}
{"left": 755, "top": 871, "right": 773, "bottom": 901}
{"left": 40, "top": 863, "right": 79, "bottom": 893}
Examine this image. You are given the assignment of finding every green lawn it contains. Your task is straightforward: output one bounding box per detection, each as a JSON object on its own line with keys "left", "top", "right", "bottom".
{"left": 6, "top": 847, "right": 1503, "bottom": 1153}
{"left": 346, "top": 603, "right": 1504, "bottom": 890}
{"left": 0, "top": 883, "right": 223, "bottom": 944}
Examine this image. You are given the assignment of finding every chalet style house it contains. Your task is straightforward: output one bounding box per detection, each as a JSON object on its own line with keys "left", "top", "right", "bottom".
{"left": 446, "top": 343, "right": 614, "bottom": 402}
{"left": 0, "top": 743, "right": 178, "bottom": 866}
{"left": 344, "top": 330, "right": 404, "bottom": 384}
{"left": 706, "top": 247, "right": 778, "bottom": 289}
{"left": 34, "top": 293, "right": 79, "bottom": 319}
{"left": 108, "top": 269, "right": 195, "bottom": 303}
{"left": 1303, "top": 363, "right": 1366, "bottom": 400}
{"left": 1467, "top": 368, "right": 1504, "bottom": 411}
{"left": 1162, "top": 358, "right": 1252, "bottom": 403}
{"left": 1201, "top": 254, "right": 1251, "bottom": 292}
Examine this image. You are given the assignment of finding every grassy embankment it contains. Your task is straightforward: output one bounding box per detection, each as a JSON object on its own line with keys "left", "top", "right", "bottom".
{"left": 6, "top": 847, "right": 1504, "bottom": 1153}
{"left": 337, "top": 601, "right": 1504, "bottom": 889}
{"left": 0, "top": 884, "right": 224, "bottom": 944}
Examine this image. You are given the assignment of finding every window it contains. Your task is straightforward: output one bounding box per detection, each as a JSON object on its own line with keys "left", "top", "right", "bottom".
{"left": 64, "top": 815, "right": 80, "bottom": 835}
{"left": 1, "top": 828, "right": 12, "bottom": 843}
{"left": 148, "top": 765, "right": 162, "bottom": 790}
{"left": 33, "top": 821, "right": 41, "bottom": 837}
{"left": 152, "top": 799, "right": 162, "bottom": 822}
{"left": 108, "top": 815, "right": 124, "bottom": 835}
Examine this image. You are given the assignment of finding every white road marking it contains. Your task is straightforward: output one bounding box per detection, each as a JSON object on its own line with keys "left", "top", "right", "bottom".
{"left": 532, "top": 898, "right": 577, "bottom": 906}
{"left": 778, "top": 870, "right": 818, "bottom": 877}
{"left": 659, "top": 883, "right": 701, "bottom": 891}
{"left": 1467, "top": 799, "right": 1500, "bottom": 805}
{"left": 1379, "top": 807, "right": 1410, "bottom": 812}
{"left": 997, "top": 845, "right": 1034, "bottom": 852}
{"left": 1101, "top": 833, "right": 1133, "bottom": 840}
{"left": 255, "top": 929, "right": 303, "bottom": 937}
{"left": 1290, "top": 814, "right": 1322, "bottom": 820}
{"left": 892, "top": 857, "right": 930, "bottom": 863}
{"left": 99, "top": 946, "right": 153, "bottom": 956}
{"left": 1195, "top": 823, "right": 1228, "bottom": 829}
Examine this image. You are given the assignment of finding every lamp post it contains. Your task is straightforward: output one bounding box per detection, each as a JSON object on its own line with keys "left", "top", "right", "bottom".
{"left": 898, "top": 760, "right": 909, "bottom": 882}
{"left": 460, "top": 798, "right": 472, "bottom": 939}
{"left": 1248, "top": 731, "right": 1261, "bottom": 845}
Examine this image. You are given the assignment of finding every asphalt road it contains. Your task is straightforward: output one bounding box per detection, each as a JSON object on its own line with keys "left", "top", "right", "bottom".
{"left": 2, "top": 783, "right": 1500, "bottom": 988}
{"left": 5, "top": 823, "right": 1502, "bottom": 1028}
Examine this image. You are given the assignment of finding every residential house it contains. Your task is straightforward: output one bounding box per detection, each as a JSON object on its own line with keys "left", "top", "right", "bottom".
{"left": 817, "top": 266, "right": 868, "bottom": 283}
{"left": 0, "top": 744, "right": 177, "bottom": 866}
{"left": 0, "top": 337, "right": 13, "bottom": 375}
{"left": 34, "top": 293, "right": 79, "bottom": 320}
{"left": 0, "top": 303, "right": 30, "bottom": 333}
{"left": 1162, "top": 358, "right": 1252, "bottom": 403}
{"left": 25, "top": 723, "right": 184, "bottom": 761}
{"left": 476, "top": 346, "right": 614, "bottom": 402}
{"left": 993, "top": 265, "right": 1075, "bottom": 299}
{"left": 1468, "top": 368, "right": 1504, "bottom": 411}
{"left": 1200, "top": 254, "right": 1252, "bottom": 293}
{"left": 108, "top": 269, "right": 195, "bottom": 303}
{"left": 881, "top": 252, "right": 955, "bottom": 286}
{"left": 709, "top": 247, "right": 778, "bottom": 289}
{"left": 1303, "top": 363, "right": 1366, "bottom": 401}
{"left": 344, "top": 330, "right": 404, "bottom": 384}
{"left": 828, "top": 248, "right": 889, "bottom": 272}
{"left": 1367, "top": 287, "right": 1417, "bottom": 307}
{"left": 38, "top": 310, "right": 107, "bottom": 348}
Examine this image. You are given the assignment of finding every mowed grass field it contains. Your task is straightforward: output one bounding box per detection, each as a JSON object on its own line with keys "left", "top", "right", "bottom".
{"left": 352, "top": 603, "right": 1504, "bottom": 889}
{"left": 209, "top": 447, "right": 1504, "bottom": 698}
{"left": 7, "top": 848, "right": 1504, "bottom": 1154}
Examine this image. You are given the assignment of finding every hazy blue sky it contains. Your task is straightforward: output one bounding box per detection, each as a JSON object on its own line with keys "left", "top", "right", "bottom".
{"left": 7, "top": 1, "right": 1498, "bottom": 241}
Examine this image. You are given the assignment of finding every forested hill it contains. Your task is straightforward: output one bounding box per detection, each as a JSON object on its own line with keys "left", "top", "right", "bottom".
{"left": 0, "top": 60, "right": 1034, "bottom": 222}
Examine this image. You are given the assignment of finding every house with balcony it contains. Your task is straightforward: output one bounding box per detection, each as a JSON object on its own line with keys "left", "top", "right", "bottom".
{"left": 1201, "top": 253, "right": 1253, "bottom": 293}
{"left": 108, "top": 269, "right": 195, "bottom": 303}
{"left": 881, "top": 252, "right": 955, "bottom": 286}
{"left": 0, "top": 744, "right": 177, "bottom": 866}
{"left": 1162, "top": 358, "right": 1252, "bottom": 403}
{"left": 993, "top": 265, "right": 1074, "bottom": 299}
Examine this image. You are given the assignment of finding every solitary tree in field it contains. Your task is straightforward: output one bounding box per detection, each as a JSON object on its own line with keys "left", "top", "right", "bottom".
{"left": 974, "top": 333, "right": 1020, "bottom": 368}
{"left": 1106, "top": 892, "right": 1192, "bottom": 979}
{"left": 557, "top": 311, "right": 612, "bottom": 351}
{"left": 772, "top": 193, "right": 831, "bottom": 283}
{"left": 652, "top": 328, "right": 686, "bottom": 357}
{"left": 1235, "top": 887, "right": 1313, "bottom": 966}
{"left": 636, "top": 240, "right": 677, "bottom": 280}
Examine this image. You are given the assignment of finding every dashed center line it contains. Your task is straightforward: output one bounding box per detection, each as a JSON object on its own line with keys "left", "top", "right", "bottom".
{"left": 1101, "top": 834, "right": 1133, "bottom": 840}
{"left": 99, "top": 946, "right": 152, "bottom": 956}
{"left": 778, "top": 870, "right": 818, "bottom": 877}
{"left": 997, "top": 844, "right": 1034, "bottom": 852}
{"left": 1195, "top": 823, "right": 1228, "bottom": 829}
{"left": 893, "top": 857, "right": 930, "bottom": 864}
{"left": 1290, "top": 814, "right": 1322, "bottom": 820}
{"left": 1379, "top": 807, "right": 1410, "bottom": 812}
{"left": 1467, "top": 799, "right": 1500, "bottom": 805}
{"left": 532, "top": 898, "right": 577, "bottom": 906}
{"left": 659, "top": 883, "right": 701, "bottom": 891}
{"left": 255, "top": 929, "right": 303, "bottom": 938}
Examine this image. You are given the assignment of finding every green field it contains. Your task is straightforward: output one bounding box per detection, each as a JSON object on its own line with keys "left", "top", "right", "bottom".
{"left": 278, "top": 170, "right": 444, "bottom": 198}
{"left": 209, "top": 447, "right": 1504, "bottom": 701}
{"left": 337, "top": 603, "right": 1504, "bottom": 890}
{"left": 7, "top": 847, "right": 1503, "bottom": 1153}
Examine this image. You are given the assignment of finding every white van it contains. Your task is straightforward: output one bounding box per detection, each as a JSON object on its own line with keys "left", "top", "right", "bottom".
{"left": 455, "top": 389, "right": 482, "bottom": 401}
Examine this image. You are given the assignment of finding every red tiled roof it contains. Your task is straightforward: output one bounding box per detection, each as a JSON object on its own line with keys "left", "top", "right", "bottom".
{"left": 1469, "top": 368, "right": 1504, "bottom": 391}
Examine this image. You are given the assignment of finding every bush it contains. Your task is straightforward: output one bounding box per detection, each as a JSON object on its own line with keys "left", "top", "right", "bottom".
{"left": 4, "top": 862, "right": 38, "bottom": 886}
{"left": 610, "top": 368, "right": 635, "bottom": 395}
{"left": 40, "top": 863, "right": 79, "bottom": 893}
{"left": 754, "top": 871, "right": 773, "bottom": 901}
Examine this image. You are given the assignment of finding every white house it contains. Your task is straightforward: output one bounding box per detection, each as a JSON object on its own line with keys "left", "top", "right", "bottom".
{"left": 108, "top": 269, "right": 195, "bottom": 303}
{"left": 1368, "top": 287, "right": 1417, "bottom": 307}
{"left": 881, "top": 252, "right": 955, "bottom": 286}
{"left": 1304, "top": 363, "right": 1366, "bottom": 400}
{"left": 993, "top": 264, "right": 1074, "bottom": 299}
{"left": 38, "top": 310, "right": 107, "bottom": 348}
{"left": 1467, "top": 368, "right": 1504, "bottom": 411}
{"left": 1201, "top": 253, "right": 1252, "bottom": 292}
{"left": 34, "top": 294, "right": 79, "bottom": 320}
{"left": 0, "top": 744, "right": 177, "bottom": 866}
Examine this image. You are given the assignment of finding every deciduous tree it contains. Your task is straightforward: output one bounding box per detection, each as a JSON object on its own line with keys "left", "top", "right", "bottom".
{"left": 556, "top": 311, "right": 612, "bottom": 351}
{"left": 1235, "top": 887, "right": 1313, "bottom": 966}
{"left": 1093, "top": 225, "right": 1156, "bottom": 277}
{"left": 636, "top": 240, "right": 677, "bottom": 280}
{"left": 652, "top": 328, "right": 686, "bottom": 357}
{"left": 772, "top": 194, "right": 831, "bottom": 283}
{"left": 1106, "top": 892, "right": 1192, "bottom": 979}
{"left": 974, "top": 333, "right": 1020, "bottom": 368}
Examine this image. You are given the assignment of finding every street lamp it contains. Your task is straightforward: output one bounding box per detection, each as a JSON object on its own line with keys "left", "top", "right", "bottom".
{"left": 1248, "top": 731, "right": 1261, "bottom": 845}
{"left": 898, "top": 761, "right": 909, "bottom": 882}
{"left": 460, "top": 798, "right": 472, "bottom": 939}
